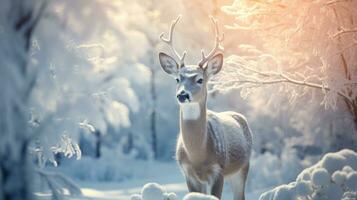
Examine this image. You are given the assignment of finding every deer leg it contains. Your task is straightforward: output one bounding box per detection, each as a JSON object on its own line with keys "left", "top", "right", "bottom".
{"left": 230, "top": 163, "right": 249, "bottom": 200}
{"left": 211, "top": 174, "right": 224, "bottom": 199}
{"left": 185, "top": 176, "right": 205, "bottom": 193}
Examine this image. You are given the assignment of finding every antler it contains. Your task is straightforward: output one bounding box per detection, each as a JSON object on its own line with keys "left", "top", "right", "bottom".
{"left": 198, "top": 16, "right": 224, "bottom": 67}
{"left": 160, "top": 15, "right": 187, "bottom": 67}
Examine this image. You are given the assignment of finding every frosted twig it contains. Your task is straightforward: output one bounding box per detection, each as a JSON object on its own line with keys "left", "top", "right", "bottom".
{"left": 332, "top": 27, "right": 357, "bottom": 38}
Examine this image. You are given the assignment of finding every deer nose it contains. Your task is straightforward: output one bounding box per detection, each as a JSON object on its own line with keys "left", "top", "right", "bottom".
{"left": 177, "top": 91, "right": 190, "bottom": 103}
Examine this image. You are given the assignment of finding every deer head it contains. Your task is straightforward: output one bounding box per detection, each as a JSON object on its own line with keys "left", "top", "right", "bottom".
{"left": 159, "top": 15, "right": 224, "bottom": 104}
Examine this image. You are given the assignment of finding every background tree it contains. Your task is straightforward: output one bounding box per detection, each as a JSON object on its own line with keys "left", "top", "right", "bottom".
{"left": 215, "top": 0, "right": 357, "bottom": 126}
{"left": 0, "top": 1, "right": 47, "bottom": 199}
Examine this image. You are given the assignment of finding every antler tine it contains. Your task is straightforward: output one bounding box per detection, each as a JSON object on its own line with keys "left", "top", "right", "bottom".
{"left": 160, "top": 15, "right": 186, "bottom": 67}
{"left": 198, "top": 16, "right": 224, "bottom": 67}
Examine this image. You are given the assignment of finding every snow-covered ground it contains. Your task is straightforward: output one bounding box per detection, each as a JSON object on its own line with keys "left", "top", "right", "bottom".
{"left": 36, "top": 149, "right": 357, "bottom": 200}
{"left": 37, "top": 161, "right": 262, "bottom": 200}
{"left": 79, "top": 162, "right": 261, "bottom": 200}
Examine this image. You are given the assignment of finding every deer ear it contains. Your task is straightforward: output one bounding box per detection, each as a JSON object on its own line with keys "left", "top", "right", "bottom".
{"left": 206, "top": 53, "right": 223, "bottom": 78}
{"left": 159, "top": 52, "right": 178, "bottom": 76}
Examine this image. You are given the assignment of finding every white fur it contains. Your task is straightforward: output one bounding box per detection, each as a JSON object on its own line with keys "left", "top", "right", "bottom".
{"left": 228, "top": 171, "right": 245, "bottom": 200}
{"left": 181, "top": 103, "right": 200, "bottom": 120}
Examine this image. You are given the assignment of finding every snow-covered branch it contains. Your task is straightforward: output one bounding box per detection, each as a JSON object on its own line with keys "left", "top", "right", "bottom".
{"left": 219, "top": 0, "right": 357, "bottom": 119}
{"left": 333, "top": 27, "right": 357, "bottom": 38}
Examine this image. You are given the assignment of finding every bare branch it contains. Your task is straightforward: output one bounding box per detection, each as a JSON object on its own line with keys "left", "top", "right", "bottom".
{"left": 159, "top": 15, "right": 186, "bottom": 67}
{"left": 198, "top": 16, "right": 224, "bottom": 67}
{"left": 325, "top": 0, "right": 350, "bottom": 6}
{"left": 332, "top": 27, "right": 357, "bottom": 38}
{"left": 216, "top": 70, "right": 353, "bottom": 102}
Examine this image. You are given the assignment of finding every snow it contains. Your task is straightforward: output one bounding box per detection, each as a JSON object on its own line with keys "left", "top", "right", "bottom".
{"left": 183, "top": 192, "right": 218, "bottom": 200}
{"left": 295, "top": 180, "right": 312, "bottom": 197}
{"left": 311, "top": 168, "right": 330, "bottom": 187}
{"left": 346, "top": 172, "right": 357, "bottom": 191}
{"left": 141, "top": 183, "right": 165, "bottom": 200}
{"left": 130, "top": 184, "right": 222, "bottom": 200}
{"left": 2, "top": 1, "right": 356, "bottom": 200}
{"left": 332, "top": 171, "right": 347, "bottom": 186}
{"left": 181, "top": 103, "right": 200, "bottom": 120}
{"left": 37, "top": 160, "right": 262, "bottom": 200}
{"left": 259, "top": 149, "right": 357, "bottom": 200}
{"left": 128, "top": 182, "right": 178, "bottom": 200}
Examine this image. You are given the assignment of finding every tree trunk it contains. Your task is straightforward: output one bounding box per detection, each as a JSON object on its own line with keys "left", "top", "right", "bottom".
{"left": 345, "top": 99, "right": 357, "bottom": 129}
{"left": 149, "top": 58, "right": 158, "bottom": 159}
{"left": 0, "top": 1, "right": 46, "bottom": 199}
{"left": 94, "top": 130, "right": 101, "bottom": 158}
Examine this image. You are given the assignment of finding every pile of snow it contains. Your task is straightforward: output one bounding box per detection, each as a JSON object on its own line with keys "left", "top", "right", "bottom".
{"left": 259, "top": 149, "right": 357, "bottom": 200}
{"left": 130, "top": 183, "right": 177, "bottom": 200}
{"left": 182, "top": 192, "right": 218, "bottom": 200}
{"left": 130, "top": 183, "right": 219, "bottom": 200}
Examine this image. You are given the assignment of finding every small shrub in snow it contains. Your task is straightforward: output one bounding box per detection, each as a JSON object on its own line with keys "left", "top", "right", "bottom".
{"left": 345, "top": 172, "right": 357, "bottom": 191}
{"left": 295, "top": 180, "right": 312, "bottom": 197}
{"left": 332, "top": 171, "right": 347, "bottom": 186}
{"left": 311, "top": 168, "right": 330, "bottom": 187}
{"left": 141, "top": 183, "right": 165, "bottom": 200}
{"left": 324, "top": 183, "right": 344, "bottom": 200}
{"left": 182, "top": 192, "right": 218, "bottom": 200}
{"left": 297, "top": 171, "right": 311, "bottom": 182}
{"left": 273, "top": 185, "right": 294, "bottom": 200}
{"left": 260, "top": 183, "right": 296, "bottom": 200}
{"left": 165, "top": 192, "right": 177, "bottom": 200}
{"left": 130, "top": 183, "right": 177, "bottom": 200}
{"left": 343, "top": 166, "right": 354, "bottom": 174}
{"left": 339, "top": 149, "right": 357, "bottom": 169}
{"left": 342, "top": 191, "right": 357, "bottom": 200}
{"left": 259, "top": 149, "right": 357, "bottom": 200}
{"left": 321, "top": 153, "right": 346, "bottom": 173}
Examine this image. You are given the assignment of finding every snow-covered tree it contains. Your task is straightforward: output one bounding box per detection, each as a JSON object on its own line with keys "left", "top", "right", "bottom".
{"left": 215, "top": 0, "right": 357, "bottom": 127}
{"left": 1, "top": 0, "right": 144, "bottom": 198}
{"left": 0, "top": 0, "right": 47, "bottom": 199}
{"left": 27, "top": 0, "right": 141, "bottom": 164}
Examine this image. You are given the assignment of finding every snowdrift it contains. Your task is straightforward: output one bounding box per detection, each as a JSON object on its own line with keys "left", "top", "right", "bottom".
{"left": 130, "top": 183, "right": 218, "bottom": 200}
{"left": 259, "top": 149, "right": 357, "bottom": 200}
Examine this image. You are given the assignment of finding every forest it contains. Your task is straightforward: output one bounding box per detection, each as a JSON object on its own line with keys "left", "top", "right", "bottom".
{"left": 0, "top": 0, "right": 356, "bottom": 200}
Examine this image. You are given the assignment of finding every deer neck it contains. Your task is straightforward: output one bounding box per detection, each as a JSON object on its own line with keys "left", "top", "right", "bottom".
{"left": 179, "top": 96, "right": 208, "bottom": 162}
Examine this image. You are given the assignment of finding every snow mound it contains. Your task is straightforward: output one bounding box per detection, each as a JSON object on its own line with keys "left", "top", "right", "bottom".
{"left": 130, "top": 183, "right": 177, "bottom": 200}
{"left": 141, "top": 183, "right": 165, "bottom": 200}
{"left": 131, "top": 183, "right": 218, "bottom": 200}
{"left": 183, "top": 192, "right": 219, "bottom": 200}
{"left": 259, "top": 149, "right": 357, "bottom": 200}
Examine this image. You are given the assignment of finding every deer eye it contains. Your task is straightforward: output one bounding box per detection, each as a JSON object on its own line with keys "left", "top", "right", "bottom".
{"left": 176, "top": 78, "right": 180, "bottom": 83}
{"left": 197, "top": 78, "right": 203, "bottom": 84}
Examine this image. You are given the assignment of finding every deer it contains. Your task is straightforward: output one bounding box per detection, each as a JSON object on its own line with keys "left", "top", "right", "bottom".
{"left": 158, "top": 15, "right": 253, "bottom": 200}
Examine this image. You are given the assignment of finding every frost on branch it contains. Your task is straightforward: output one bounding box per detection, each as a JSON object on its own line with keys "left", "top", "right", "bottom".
{"left": 216, "top": 0, "right": 357, "bottom": 118}
{"left": 30, "top": 134, "right": 82, "bottom": 168}
{"left": 51, "top": 134, "right": 81, "bottom": 160}
{"left": 259, "top": 149, "right": 357, "bottom": 200}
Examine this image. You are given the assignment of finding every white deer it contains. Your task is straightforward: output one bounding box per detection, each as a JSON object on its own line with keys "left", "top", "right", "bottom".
{"left": 158, "top": 16, "right": 253, "bottom": 200}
